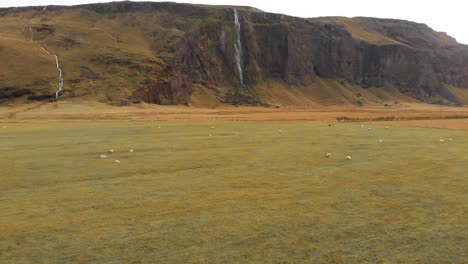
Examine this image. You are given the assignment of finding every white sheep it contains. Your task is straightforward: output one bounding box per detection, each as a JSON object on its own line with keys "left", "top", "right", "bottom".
{"left": 346, "top": 156, "right": 352, "bottom": 160}
{"left": 108, "top": 149, "right": 115, "bottom": 153}
{"left": 326, "top": 153, "right": 332, "bottom": 158}
{"left": 100, "top": 154, "right": 108, "bottom": 158}
{"left": 129, "top": 149, "right": 134, "bottom": 153}
{"left": 114, "top": 160, "right": 121, "bottom": 164}
{"left": 378, "top": 139, "right": 384, "bottom": 142}
{"left": 439, "top": 139, "right": 445, "bottom": 142}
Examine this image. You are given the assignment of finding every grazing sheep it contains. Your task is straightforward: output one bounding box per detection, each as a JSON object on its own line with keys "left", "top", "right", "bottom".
{"left": 346, "top": 156, "right": 352, "bottom": 160}
{"left": 129, "top": 149, "right": 134, "bottom": 153}
{"left": 114, "top": 160, "right": 121, "bottom": 164}
{"left": 439, "top": 139, "right": 445, "bottom": 142}
{"left": 379, "top": 139, "right": 384, "bottom": 142}
{"left": 326, "top": 153, "right": 332, "bottom": 158}
{"left": 100, "top": 154, "right": 108, "bottom": 158}
{"left": 108, "top": 149, "right": 115, "bottom": 153}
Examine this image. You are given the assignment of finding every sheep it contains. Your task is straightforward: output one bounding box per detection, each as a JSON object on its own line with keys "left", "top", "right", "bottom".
{"left": 129, "top": 149, "right": 134, "bottom": 153}
{"left": 326, "top": 153, "right": 332, "bottom": 158}
{"left": 278, "top": 130, "right": 283, "bottom": 133}
{"left": 100, "top": 154, "right": 108, "bottom": 158}
{"left": 346, "top": 156, "right": 352, "bottom": 160}
{"left": 114, "top": 160, "right": 121, "bottom": 164}
{"left": 439, "top": 139, "right": 445, "bottom": 142}
{"left": 108, "top": 149, "right": 115, "bottom": 153}
{"left": 378, "top": 139, "right": 384, "bottom": 142}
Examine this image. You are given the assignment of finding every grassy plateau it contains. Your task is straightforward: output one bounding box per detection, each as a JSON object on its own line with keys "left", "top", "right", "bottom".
{"left": 0, "top": 121, "right": 467, "bottom": 263}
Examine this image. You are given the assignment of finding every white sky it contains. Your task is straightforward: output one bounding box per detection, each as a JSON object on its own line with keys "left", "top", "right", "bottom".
{"left": 2, "top": 0, "right": 467, "bottom": 44}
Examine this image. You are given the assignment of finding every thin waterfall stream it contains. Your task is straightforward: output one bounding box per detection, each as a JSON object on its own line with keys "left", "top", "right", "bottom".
{"left": 26, "top": 7, "right": 64, "bottom": 100}
{"left": 233, "top": 9, "right": 244, "bottom": 86}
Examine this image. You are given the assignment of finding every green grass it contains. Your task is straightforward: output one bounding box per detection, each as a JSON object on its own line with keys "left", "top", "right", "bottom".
{"left": 1, "top": 121, "right": 467, "bottom": 263}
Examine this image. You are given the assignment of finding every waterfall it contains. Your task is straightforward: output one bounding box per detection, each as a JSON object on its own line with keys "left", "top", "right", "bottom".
{"left": 28, "top": 26, "right": 34, "bottom": 41}
{"left": 27, "top": 9, "right": 65, "bottom": 101}
{"left": 220, "top": 18, "right": 226, "bottom": 52}
{"left": 41, "top": 46, "right": 50, "bottom": 55}
{"left": 39, "top": 46, "right": 64, "bottom": 99}
{"left": 54, "top": 55, "right": 64, "bottom": 99}
{"left": 233, "top": 9, "right": 244, "bottom": 86}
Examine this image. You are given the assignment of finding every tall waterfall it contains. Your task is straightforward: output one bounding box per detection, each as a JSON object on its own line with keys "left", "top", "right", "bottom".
{"left": 233, "top": 9, "right": 244, "bottom": 86}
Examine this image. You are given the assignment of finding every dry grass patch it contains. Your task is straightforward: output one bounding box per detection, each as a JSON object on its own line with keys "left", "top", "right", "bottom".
{"left": 1, "top": 121, "right": 467, "bottom": 263}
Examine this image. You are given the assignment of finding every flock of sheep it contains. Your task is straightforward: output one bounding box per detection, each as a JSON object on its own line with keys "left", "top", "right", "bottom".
{"left": 325, "top": 123, "right": 452, "bottom": 161}
{"left": 99, "top": 148, "right": 133, "bottom": 164}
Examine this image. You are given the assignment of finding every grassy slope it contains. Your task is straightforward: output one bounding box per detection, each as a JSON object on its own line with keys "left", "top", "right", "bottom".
{"left": 318, "top": 17, "right": 406, "bottom": 46}
{"left": 1, "top": 121, "right": 467, "bottom": 263}
{"left": 0, "top": 4, "right": 466, "bottom": 107}
{"left": 0, "top": 11, "right": 56, "bottom": 92}
{"left": 445, "top": 84, "right": 468, "bottom": 105}
{"left": 0, "top": 7, "right": 213, "bottom": 102}
{"left": 256, "top": 78, "right": 419, "bottom": 107}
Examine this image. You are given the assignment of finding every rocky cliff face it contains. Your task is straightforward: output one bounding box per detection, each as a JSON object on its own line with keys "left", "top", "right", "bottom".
{"left": 1, "top": 1, "right": 467, "bottom": 106}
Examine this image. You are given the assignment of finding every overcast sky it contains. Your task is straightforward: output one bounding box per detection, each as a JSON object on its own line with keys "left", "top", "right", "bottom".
{"left": 2, "top": 0, "right": 467, "bottom": 44}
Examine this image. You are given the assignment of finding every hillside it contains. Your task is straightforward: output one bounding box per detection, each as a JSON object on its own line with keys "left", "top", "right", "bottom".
{"left": 1, "top": 1, "right": 467, "bottom": 107}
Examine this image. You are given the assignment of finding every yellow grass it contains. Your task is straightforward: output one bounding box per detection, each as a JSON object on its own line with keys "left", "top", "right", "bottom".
{"left": 1, "top": 121, "right": 467, "bottom": 263}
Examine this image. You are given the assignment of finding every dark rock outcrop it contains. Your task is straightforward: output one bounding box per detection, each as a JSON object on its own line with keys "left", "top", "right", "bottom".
{"left": 124, "top": 5, "right": 468, "bottom": 104}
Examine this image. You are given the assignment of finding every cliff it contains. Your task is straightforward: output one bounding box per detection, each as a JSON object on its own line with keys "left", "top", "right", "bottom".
{"left": 1, "top": 1, "right": 467, "bottom": 107}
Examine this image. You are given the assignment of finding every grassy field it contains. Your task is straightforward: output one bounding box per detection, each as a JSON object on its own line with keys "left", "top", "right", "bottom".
{"left": 0, "top": 121, "right": 467, "bottom": 263}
